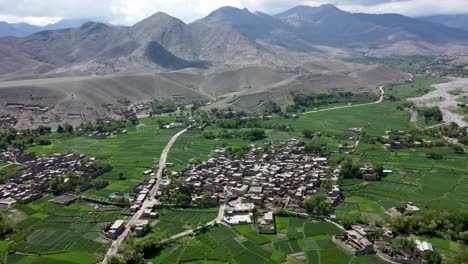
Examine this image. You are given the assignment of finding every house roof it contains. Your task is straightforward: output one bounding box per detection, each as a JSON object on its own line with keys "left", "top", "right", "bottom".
{"left": 416, "top": 240, "right": 433, "bottom": 252}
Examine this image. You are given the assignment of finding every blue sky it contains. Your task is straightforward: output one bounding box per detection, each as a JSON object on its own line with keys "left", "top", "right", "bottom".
{"left": 0, "top": 0, "right": 466, "bottom": 26}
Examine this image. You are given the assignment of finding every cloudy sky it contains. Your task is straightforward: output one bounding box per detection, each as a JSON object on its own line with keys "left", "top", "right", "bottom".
{"left": 0, "top": 0, "right": 467, "bottom": 26}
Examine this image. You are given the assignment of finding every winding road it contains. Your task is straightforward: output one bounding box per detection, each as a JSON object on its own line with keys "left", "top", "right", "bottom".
{"left": 102, "top": 128, "right": 188, "bottom": 264}
{"left": 301, "top": 85, "right": 385, "bottom": 115}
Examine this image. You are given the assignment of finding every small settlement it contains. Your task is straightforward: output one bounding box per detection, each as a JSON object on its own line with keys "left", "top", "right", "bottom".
{"left": 0, "top": 149, "right": 109, "bottom": 207}
{"left": 165, "top": 139, "right": 342, "bottom": 224}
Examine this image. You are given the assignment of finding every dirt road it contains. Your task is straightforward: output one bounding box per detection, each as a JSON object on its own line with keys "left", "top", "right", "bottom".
{"left": 102, "top": 128, "right": 188, "bottom": 264}
{"left": 301, "top": 85, "right": 385, "bottom": 115}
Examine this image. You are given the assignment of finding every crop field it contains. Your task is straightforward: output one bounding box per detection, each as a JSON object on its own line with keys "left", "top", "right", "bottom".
{"left": 5, "top": 195, "right": 124, "bottom": 263}
{"left": 150, "top": 208, "right": 218, "bottom": 238}
{"left": 150, "top": 217, "right": 381, "bottom": 264}
{"left": 340, "top": 143, "right": 468, "bottom": 212}
{"left": 26, "top": 118, "right": 181, "bottom": 198}
{"left": 267, "top": 102, "right": 411, "bottom": 137}
{"left": 166, "top": 131, "right": 248, "bottom": 171}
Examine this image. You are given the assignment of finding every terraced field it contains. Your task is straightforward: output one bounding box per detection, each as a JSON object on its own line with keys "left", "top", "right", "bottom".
{"left": 5, "top": 195, "right": 124, "bottom": 263}
{"left": 150, "top": 208, "right": 219, "bottom": 239}
{"left": 25, "top": 118, "right": 180, "bottom": 198}
{"left": 149, "top": 217, "right": 386, "bottom": 264}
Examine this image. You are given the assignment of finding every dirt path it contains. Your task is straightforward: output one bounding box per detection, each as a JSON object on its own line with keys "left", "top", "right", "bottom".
{"left": 102, "top": 129, "right": 188, "bottom": 263}
{"left": 301, "top": 86, "right": 385, "bottom": 115}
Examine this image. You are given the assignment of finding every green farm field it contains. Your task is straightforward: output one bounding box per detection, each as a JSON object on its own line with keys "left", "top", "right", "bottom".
{"left": 149, "top": 217, "right": 388, "bottom": 264}
{"left": 150, "top": 208, "right": 219, "bottom": 239}
{"left": 340, "top": 143, "right": 468, "bottom": 212}
{"left": 26, "top": 118, "right": 180, "bottom": 198}
{"left": 5, "top": 195, "right": 124, "bottom": 263}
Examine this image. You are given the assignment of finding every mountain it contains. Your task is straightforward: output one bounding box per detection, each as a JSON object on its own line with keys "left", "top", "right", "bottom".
{"left": 0, "top": 19, "right": 100, "bottom": 37}
{"left": 0, "top": 22, "right": 41, "bottom": 37}
{"left": 275, "top": 4, "right": 468, "bottom": 48}
{"left": 0, "top": 6, "right": 418, "bottom": 127}
{"left": 419, "top": 14, "right": 468, "bottom": 31}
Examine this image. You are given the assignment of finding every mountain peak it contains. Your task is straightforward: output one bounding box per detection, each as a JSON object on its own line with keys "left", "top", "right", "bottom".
{"left": 277, "top": 4, "right": 344, "bottom": 17}
{"left": 318, "top": 4, "right": 339, "bottom": 11}
{"left": 136, "top": 11, "right": 186, "bottom": 27}
{"left": 208, "top": 6, "right": 252, "bottom": 17}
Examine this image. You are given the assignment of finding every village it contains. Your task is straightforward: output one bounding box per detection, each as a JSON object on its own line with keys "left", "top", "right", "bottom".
{"left": 0, "top": 121, "right": 457, "bottom": 264}
{"left": 0, "top": 149, "right": 110, "bottom": 207}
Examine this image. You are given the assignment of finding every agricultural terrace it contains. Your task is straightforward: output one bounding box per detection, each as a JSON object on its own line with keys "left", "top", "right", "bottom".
{"left": 150, "top": 217, "right": 388, "bottom": 264}
{"left": 25, "top": 117, "right": 180, "bottom": 199}
{"left": 4, "top": 195, "right": 124, "bottom": 264}
{"left": 339, "top": 143, "right": 468, "bottom": 215}
{"left": 148, "top": 208, "right": 219, "bottom": 239}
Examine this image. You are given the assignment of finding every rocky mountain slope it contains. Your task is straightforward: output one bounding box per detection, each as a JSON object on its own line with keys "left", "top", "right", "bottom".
{"left": 0, "top": 19, "right": 97, "bottom": 37}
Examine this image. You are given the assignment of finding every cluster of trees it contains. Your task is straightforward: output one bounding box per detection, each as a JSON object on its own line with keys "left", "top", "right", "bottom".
{"left": 0, "top": 167, "right": 21, "bottom": 184}
{"left": 202, "top": 128, "right": 266, "bottom": 142}
{"left": 418, "top": 106, "right": 443, "bottom": 124}
{"left": 0, "top": 212, "right": 12, "bottom": 236}
{"left": 49, "top": 173, "right": 81, "bottom": 194}
{"left": 2, "top": 117, "right": 140, "bottom": 152}
{"left": 56, "top": 124, "right": 74, "bottom": 134}
{"left": 108, "top": 234, "right": 162, "bottom": 264}
{"left": 263, "top": 101, "right": 282, "bottom": 115}
{"left": 340, "top": 159, "right": 363, "bottom": 179}
{"left": 78, "top": 120, "right": 129, "bottom": 134}
{"left": 391, "top": 237, "right": 443, "bottom": 264}
{"left": 304, "top": 193, "right": 331, "bottom": 216}
{"left": 340, "top": 210, "right": 367, "bottom": 229}
{"left": 424, "top": 122, "right": 468, "bottom": 147}
{"left": 303, "top": 140, "right": 327, "bottom": 155}
{"left": 149, "top": 100, "right": 178, "bottom": 115}
{"left": 390, "top": 210, "right": 468, "bottom": 243}
{"left": 293, "top": 92, "right": 371, "bottom": 109}
{"left": 425, "top": 150, "right": 444, "bottom": 160}
{"left": 0, "top": 126, "right": 52, "bottom": 151}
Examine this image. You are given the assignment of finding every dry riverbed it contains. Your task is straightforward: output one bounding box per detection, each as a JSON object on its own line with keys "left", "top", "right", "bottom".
{"left": 409, "top": 77, "right": 468, "bottom": 127}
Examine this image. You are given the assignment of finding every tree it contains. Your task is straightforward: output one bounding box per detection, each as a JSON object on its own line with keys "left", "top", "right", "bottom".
{"left": 64, "top": 124, "right": 74, "bottom": 133}
{"left": 263, "top": 101, "right": 281, "bottom": 115}
{"left": 391, "top": 237, "right": 415, "bottom": 255}
{"left": 452, "top": 144, "right": 465, "bottom": 154}
{"left": 426, "top": 150, "right": 443, "bottom": 160}
{"left": 341, "top": 210, "right": 366, "bottom": 229}
{"left": 0, "top": 212, "right": 12, "bottom": 235}
{"left": 302, "top": 129, "right": 314, "bottom": 139}
{"left": 340, "top": 159, "right": 362, "bottom": 179}
{"left": 133, "top": 234, "right": 161, "bottom": 258}
{"left": 57, "top": 125, "right": 64, "bottom": 133}
{"left": 304, "top": 139, "right": 326, "bottom": 154}
{"left": 176, "top": 192, "right": 191, "bottom": 206}
{"left": 448, "top": 251, "right": 468, "bottom": 264}
{"left": 304, "top": 193, "right": 331, "bottom": 216}
{"left": 107, "top": 255, "right": 126, "bottom": 264}
{"left": 422, "top": 251, "right": 442, "bottom": 264}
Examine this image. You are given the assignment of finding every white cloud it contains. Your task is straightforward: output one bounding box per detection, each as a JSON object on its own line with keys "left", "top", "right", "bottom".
{"left": 0, "top": 0, "right": 467, "bottom": 26}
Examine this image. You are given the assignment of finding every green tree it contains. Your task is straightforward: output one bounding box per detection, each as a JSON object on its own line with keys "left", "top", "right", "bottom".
{"left": 340, "top": 159, "right": 362, "bottom": 179}
{"left": 263, "top": 101, "right": 282, "bottom": 115}
{"left": 448, "top": 251, "right": 468, "bottom": 264}
{"left": 422, "top": 251, "right": 442, "bottom": 264}
{"left": 176, "top": 192, "right": 191, "bottom": 206}
{"left": 341, "top": 210, "right": 366, "bottom": 229}
{"left": 391, "top": 237, "right": 415, "bottom": 255}
{"left": 304, "top": 193, "right": 331, "bottom": 216}
{"left": 302, "top": 129, "right": 314, "bottom": 139}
